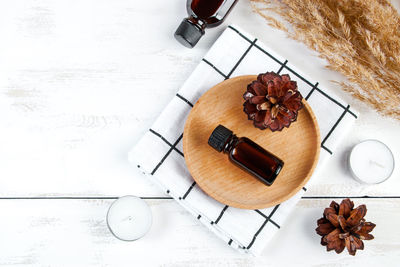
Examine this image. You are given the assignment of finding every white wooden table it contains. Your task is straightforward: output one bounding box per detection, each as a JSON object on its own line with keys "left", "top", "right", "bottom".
{"left": 0, "top": 0, "right": 399, "bottom": 266}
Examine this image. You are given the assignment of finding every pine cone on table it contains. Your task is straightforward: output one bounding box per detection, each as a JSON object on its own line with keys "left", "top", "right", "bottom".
{"left": 316, "top": 198, "right": 376, "bottom": 256}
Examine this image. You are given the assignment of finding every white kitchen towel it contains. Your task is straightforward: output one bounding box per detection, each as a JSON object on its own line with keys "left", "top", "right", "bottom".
{"left": 129, "top": 25, "right": 357, "bottom": 255}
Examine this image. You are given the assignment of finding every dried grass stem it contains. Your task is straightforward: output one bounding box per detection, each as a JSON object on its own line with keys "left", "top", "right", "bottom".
{"left": 251, "top": 0, "right": 400, "bottom": 119}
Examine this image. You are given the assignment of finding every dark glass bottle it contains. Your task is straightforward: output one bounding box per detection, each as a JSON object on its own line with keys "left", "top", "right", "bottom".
{"left": 208, "top": 125, "right": 284, "bottom": 186}
{"left": 175, "top": 0, "right": 238, "bottom": 48}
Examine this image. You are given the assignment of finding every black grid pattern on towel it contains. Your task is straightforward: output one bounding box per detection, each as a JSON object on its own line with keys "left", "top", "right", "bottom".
{"left": 144, "top": 25, "right": 357, "bottom": 251}
{"left": 247, "top": 205, "right": 280, "bottom": 249}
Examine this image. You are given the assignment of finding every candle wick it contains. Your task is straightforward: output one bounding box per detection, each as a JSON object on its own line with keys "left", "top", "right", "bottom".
{"left": 369, "top": 160, "right": 385, "bottom": 168}
{"left": 122, "top": 216, "right": 134, "bottom": 222}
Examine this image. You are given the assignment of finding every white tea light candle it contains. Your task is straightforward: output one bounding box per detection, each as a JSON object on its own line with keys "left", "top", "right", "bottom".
{"left": 349, "top": 140, "right": 395, "bottom": 184}
{"left": 107, "top": 196, "right": 152, "bottom": 241}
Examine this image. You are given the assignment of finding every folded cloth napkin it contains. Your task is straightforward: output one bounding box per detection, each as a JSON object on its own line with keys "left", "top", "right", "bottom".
{"left": 129, "top": 25, "right": 358, "bottom": 255}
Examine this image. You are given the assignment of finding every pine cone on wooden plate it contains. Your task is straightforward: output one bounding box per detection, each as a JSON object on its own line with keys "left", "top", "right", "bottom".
{"left": 316, "top": 198, "right": 376, "bottom": 256}
{"left": 243, "top": 72, "right": 303, "bottom": 131}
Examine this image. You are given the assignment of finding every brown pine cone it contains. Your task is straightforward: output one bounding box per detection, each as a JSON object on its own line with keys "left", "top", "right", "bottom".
{"left": 243, "top": 72, "right": 303, "bottom": 131}
{"left": 316, "top": 198, "right": 376, "bottom": 256}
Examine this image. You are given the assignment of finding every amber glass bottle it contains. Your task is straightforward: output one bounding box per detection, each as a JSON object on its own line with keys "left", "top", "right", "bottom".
{"left": 175, "top": 0, "right": 238, "bottom": 48}
{"left": 208, "top": 125, "right": 284, "bottom": 186}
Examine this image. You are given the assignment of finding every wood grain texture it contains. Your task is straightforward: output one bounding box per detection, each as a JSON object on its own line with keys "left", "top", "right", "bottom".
{"left": 0, "top": 0, "right": 398, "bottom": 197}
{"left": 184, "top": 76, "right": 320, "bottom": 209}
{"left": 0, "top": 0, "right": 399, "bottom": 265}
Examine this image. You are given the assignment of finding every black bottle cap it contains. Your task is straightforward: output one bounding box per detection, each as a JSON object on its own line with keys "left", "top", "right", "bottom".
{"left": 174, "top": 19, "right": 204, "bottom": 48}
{"left": 208, "top": 125, "right": 233, "bottom": 152}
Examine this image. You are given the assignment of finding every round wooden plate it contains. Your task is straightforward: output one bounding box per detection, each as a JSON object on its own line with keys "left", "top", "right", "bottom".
{"left": 183, "top": 75, "right": 320, "bottom": 209}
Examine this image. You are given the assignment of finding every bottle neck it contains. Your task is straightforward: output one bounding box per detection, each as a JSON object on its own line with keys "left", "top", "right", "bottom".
{"left": 187, "top": 16, "right": 206, "bottom": 32}
{"left": 222, "top": 134, "right": 238, "bottom": 154}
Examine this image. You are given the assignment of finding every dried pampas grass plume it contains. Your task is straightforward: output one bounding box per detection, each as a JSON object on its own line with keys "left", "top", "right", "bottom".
{"left": 251, "top": 0, "right": 400, "bottom": 120}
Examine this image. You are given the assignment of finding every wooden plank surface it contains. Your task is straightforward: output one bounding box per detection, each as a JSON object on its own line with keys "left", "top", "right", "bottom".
{"left": 0, "top": 0, "right": 399, "bottom": 266}
{"left": 0, "top": 0, "right": 399, "bottom": 197}
{"left": 0, "top": 198, "right": 398, "bottom": 266}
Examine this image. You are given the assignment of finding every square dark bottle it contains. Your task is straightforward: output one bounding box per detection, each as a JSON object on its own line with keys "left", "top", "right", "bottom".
{"left": 175, "top": 0, "right": 238, "bottom": 48}
{"left": 208, "top": 125, "right": 284, "bottom": 186}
